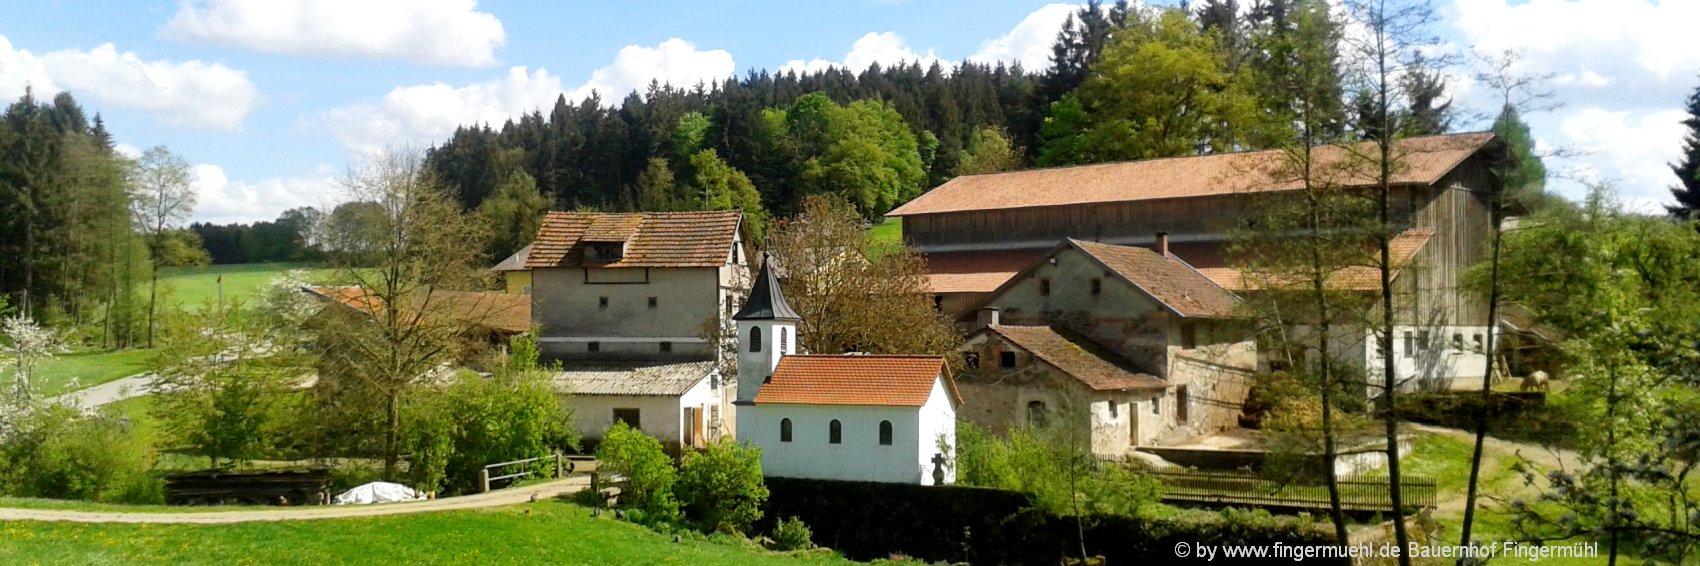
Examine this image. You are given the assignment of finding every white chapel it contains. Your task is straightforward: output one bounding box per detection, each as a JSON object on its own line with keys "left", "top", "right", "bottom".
{"left": 732, "top": 254, "right": 959, "bottom": 485}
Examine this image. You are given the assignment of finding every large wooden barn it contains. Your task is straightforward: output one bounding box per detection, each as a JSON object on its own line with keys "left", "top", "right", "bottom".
{"left": 888, "top": 132, "right": 1509, "bottom": 390}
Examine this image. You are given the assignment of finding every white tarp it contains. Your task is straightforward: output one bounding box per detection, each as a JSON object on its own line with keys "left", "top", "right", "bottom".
{"left": 333, "top": 482, "right": 426, "bottom": 505}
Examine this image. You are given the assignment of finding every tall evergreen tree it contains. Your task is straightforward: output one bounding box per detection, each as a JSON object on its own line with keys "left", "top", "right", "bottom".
{"left": 1670, "top": 77, "right": 1700, "bottom": 219}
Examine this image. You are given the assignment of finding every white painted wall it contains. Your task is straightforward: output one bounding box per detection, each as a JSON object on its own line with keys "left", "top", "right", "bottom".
{"left": 743, "top": 377, "right": 958, "bottom": 485}
{"left": 568, "top": 374, "right": 723, "bottom": 446}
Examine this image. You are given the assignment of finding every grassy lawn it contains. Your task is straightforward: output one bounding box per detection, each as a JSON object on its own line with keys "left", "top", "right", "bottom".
{"left": 1398, "top": 433, "right": 1517, "bottom": 495}
{"left": 0, "top": 500, "right": 858, "bottom": 565}
{"left": 866, "top": 217, "right": 902, "bottom": 248}
{"left": 157, "top": 263, "right": 328, "bottom": 310}
{"left": 2, "top": 348, "right": 152, "bottom": 397}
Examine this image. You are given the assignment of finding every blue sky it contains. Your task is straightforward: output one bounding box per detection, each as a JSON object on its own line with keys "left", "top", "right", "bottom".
{"left": 1, "top": 1, "right": 1695, "bottom": 223}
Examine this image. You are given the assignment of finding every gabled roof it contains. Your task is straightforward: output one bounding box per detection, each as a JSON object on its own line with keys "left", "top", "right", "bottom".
{"left": 492, "top": 243, "right": 534, "bottom": 272}
{"left": 922, "top": 249, "right": 1051, "bottom": 294}
{"left": 302, "top": 286, "right": 531, "bottom": 335}
{"left": 525, "top": 210, "right": 742, "bottom": 269}
{"left": 1068, "top": 239, "right": 1242, "bottom": 318}
{"left": 753, "top": 355, "right": 959, "bottom": 407}
{"left": 978, "top": 325, "right": 1165, "bottom": 391}
{"left": 888, "top": 132, "right": 1497, "bottom": 216}
{"left": 1193, "top": 229, "right": 1434, "bottom": 292}
{"left": 553, "top": 361, "right": 715, "bottom": 397}
{"left": 734, "top": 253, "right": 800, "bottom": 321}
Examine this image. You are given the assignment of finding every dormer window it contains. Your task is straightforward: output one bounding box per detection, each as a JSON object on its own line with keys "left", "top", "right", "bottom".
{"left": 584, "top": 242, "right": 625, "bottom": 262}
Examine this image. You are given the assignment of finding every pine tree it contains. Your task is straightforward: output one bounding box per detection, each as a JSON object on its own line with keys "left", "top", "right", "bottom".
{"left": 1669, "top": 78, "right": 1700, "bottom": 219}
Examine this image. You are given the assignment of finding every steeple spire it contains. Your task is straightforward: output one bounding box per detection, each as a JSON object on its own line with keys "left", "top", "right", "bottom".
{"left": 733, "top": 252, "right": 800, "bottom": 321}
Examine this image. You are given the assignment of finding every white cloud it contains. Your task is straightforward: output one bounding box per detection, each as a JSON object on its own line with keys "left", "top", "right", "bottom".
{"left": 319, "top": 66, "right": 564, "bottom": 157}
{"left": 163, "top": 0, "right": 506, "bottom": 67}
{"left": 0, "top": 35, "right": 256, "bottom": 130}
{"left": 321, "top": 38, "right": 735, "bottom": 156}
{"left": 566, "top": 38, "right": 735, "bottom": 101}
{"left": 190, "top": 163, "right": 342, "bottom": 224}
{"left": 781, "top": 32, "right": 946, "bottom": 74}
{"left": 1448, "top": 0, "right": 1700, "bottom": 208}
{"left": 969, "top": 3, "right": 1078, "bottom": 70}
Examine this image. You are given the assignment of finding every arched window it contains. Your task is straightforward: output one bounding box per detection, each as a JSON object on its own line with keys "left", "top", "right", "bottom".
{"left": 780, "top": 327, "right": 789, "bottom": 353}
{"left": 878, "top": 420, "right": 893, "bottom": 446}
{"left": 780, "top": 418, "right": 793, "bottom": 442}
{"left": 749, "top": 326, "right": 763, "bottom": 352}
{"left": 1027, "top": 400, "right": 1048, "bottom": 427}
{"left": 829, "top": 419, "right": 842, "bottom": 444}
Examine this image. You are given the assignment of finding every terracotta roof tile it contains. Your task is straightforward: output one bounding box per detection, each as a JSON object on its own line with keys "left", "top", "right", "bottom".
{"left": 754, "top": 355, "right": 957, "bottom": 407}
{"left": 304, "top": 286, "right": 531, "bottom": 334}
{"left": 525, "top": 210, "right": 742, "bottom": 269}
{"left": 922, "top": 249, "right": 1051, "bottom": 294}
{"left": 888, "top": 133, "right": 1496, "bottom": 216}
{"left": 1193, "top": 229, "right": 1434, "bottom": 292}
{"left": 1070, "top": 240, "right": 1241, "bottom": 318}
{"left": 984, "top": 325, "right": 1165, "bottom": 391}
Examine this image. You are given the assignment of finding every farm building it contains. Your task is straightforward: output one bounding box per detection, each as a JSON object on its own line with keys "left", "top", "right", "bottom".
{"left": 891, "top": 132, "right": 1508, "bottom": 390}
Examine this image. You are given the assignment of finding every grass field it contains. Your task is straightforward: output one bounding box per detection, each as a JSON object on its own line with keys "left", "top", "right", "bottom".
{"left": 0, "top": 500, "right": 859, "bottom": 565}
{"left": 156, "top": 263, "right": 328, "bottom": 310}
{"left": 866, "top": 217, "right": 902, "bottom": 248}
{"left": 2, "top": 348, "right": 152, "bottom": 397}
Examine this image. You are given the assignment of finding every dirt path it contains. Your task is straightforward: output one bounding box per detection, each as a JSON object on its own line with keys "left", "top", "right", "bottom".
{"left": 0, "top": 476, "right": 590, "bottom": 524}
{"left": 51, "top": 372, "right": 155, "bottom": 409}
{"left": 1407, "top": 423, "right": 1585, "bottom": 518}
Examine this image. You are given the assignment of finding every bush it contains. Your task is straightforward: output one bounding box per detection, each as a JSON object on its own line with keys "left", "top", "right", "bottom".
{"left": 594, "top": 422, "right": 679, "bottom": 520}
{"left": 677, "top": 439, "right": 768, "bottom": 532}
{"left": 955, "top": 421, "right": 1162, "bottom": 517}
{"left": 404, "top": 371, "right": 578, "bottom": 495}
{"left": 0, "top": 407, "right": 162, "bottom": 504}
{"left": 771, "top": 516, "right": 815, "bottom": 551}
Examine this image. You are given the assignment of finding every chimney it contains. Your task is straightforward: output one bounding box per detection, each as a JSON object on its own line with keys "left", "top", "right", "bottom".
{"left": 1155, "top": 231, "right": 1170, "bottom": 257}
{"left": 976, "top": 307, "right": 1001, "bottom": 330}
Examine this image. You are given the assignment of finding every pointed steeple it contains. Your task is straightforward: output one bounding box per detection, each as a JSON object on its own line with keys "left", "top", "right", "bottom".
{"left": 733, "top": 252, "right": 800, "bottom": 321}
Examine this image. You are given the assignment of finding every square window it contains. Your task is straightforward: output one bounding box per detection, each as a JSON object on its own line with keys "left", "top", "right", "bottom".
{"left": 1452, "top": 333, "right": 1464, "bottom": 350}
{"left": 1152, "top": 399, "right": 1161, "bottom": 415}
{"left": 648, "top": 297, "right": 658, "bottom": 309}
{"left": 1419, "top": 330, "right": 1431, "bottom": 350}
{"left": 588, "top": 341, "right": 600, "bottom": 353}
{"left": 1000, "top": 351, "right": 1016, "bottom": 368}
{"left": 1473, "top": 334, "right": 1485, "bottom": 353}
{"left": 598, "top": 297, "right": 609, "bottom": 309}
{"left": 1040, "top": 278, "right": 1051, "bottom": 296}
{"left": 1090, "top": 278, "right": 1102, "bottom": 295}
{"left": 660, "top": 341, "right": 672, "bottom": 353}
{"left": 1181, "top": 322, "right": 1198, "bottom": 349}
{"left": 964, "top": 352, "right": 980, "bottom": 369}
{"left": 1403, "top": 331, "right": 1414, "bottom": 358}
{"left": 612, "top": 408, "right": 640, "bottom": 429}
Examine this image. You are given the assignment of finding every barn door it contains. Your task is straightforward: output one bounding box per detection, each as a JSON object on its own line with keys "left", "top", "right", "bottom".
{"left": 683, "top": 407, "right": 697, "bottom": 448}
{"left": 691, "top": 407, "right": 705, "bottom": 448}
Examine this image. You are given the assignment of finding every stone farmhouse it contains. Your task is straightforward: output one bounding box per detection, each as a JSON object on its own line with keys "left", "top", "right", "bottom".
{"left": 733, "top": 255, "right": 959, "bottom": 485}
{"left": 954, "top": 238, "right": 1255, "bottom": 456}
{"left": 890, "top": 132, "right": 1508, "bottom": 390}
{"left": 522, "top": 210, "right": 752, "bottom": 449}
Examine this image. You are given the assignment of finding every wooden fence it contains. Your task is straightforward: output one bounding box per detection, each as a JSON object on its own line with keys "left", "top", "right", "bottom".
{"left": 478, "top": 453, "right": 595, "bottom": 493}
{"left": 1152, "top": 470, "right": 1437, "bottom": 513}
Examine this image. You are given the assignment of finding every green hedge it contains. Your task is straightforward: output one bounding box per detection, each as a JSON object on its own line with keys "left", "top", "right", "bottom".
{"left": 760, "top": 477, "right": 1341, "bottom": 564}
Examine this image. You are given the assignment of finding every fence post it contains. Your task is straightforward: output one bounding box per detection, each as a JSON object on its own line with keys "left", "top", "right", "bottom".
{"left": 554, "top": 453, "right": 563, "bottom": 478}
{"left": 479, "top": 469, "right": 490, "bottom": 493}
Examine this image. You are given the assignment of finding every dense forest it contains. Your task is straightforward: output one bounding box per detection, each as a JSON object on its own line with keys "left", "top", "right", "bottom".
{"left": 422, "top": 0, "right": 1464, "bottom": 259}
{"left": 0, "top": 89, "right": 148, "bottom": 341}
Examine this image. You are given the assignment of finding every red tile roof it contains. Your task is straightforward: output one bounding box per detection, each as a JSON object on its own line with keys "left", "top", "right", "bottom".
{"left": 525, "top": 210, "right": 742, "bottom": 269}
{"left": 303, "top": 286, "right": 531, "bottom": 334}
{"left": 888, "top": 133, "right": 1496, "bottom": 216}
{"left": 754, "top": 355, "right": 958, "bottom": 407}
{"left": 983, "top": 325, "right": 1165, "bottom": 391}
{"left": 1192, "top": 229, "right": 1434, "bottom": 292}
{"left": 1069, "top": 240, "right": 1242, "bottom": 318}
{"left": 922, "top": 249, "right": 1051, "bottom": 294}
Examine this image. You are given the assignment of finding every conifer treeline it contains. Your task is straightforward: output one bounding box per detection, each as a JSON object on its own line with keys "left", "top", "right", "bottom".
{"left": 0, "top": 89, "right": 149, "bottom": 341}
